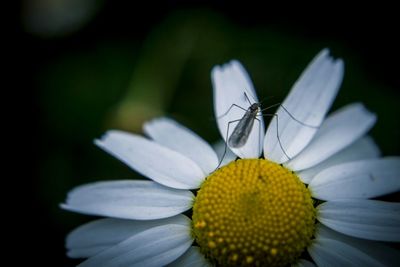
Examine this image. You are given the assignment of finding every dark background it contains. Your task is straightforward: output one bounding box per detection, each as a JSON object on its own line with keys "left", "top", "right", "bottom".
{"left": 13, "top": 1, "right": 399, "bottom": 265}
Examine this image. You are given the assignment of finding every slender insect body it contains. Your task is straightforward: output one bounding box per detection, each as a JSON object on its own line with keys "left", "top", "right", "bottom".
{"left": 228, "top": 103, "right": 261, "bottom": 148}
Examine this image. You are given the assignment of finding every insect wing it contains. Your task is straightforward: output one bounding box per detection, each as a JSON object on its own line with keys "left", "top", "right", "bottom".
{"left": 228, "top": 111, "right": 256, "bottom": 148}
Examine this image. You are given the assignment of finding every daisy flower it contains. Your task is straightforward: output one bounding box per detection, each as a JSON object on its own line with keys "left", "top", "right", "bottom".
{"left": 63, "top": 49, "right": 400, "bottom": 267}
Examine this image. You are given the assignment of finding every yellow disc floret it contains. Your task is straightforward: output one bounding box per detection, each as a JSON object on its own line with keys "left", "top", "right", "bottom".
{"left": 192, "top": 159, "right": 315, "bottom": 267}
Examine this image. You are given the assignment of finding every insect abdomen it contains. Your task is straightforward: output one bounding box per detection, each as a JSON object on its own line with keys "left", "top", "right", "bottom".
{"left": 228, "top": 112, "right": 256, "bottom": 148}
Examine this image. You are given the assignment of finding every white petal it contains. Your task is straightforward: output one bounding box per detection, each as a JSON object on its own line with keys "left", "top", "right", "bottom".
{"left": 309, "top": 238, "right": 387, "bottom": 267}
{"left": 95, "top": 130, "right": 204, "bottom": 189}
{"left": 78, "top": 219, "right": 193, "bottom": 267}
{"left": 298, "top": 136, "right": 380, "bottom": 184}
{"left": 67, "top": 214, "right": 189, "bottom": 258}
{"left": 292, "top": 259, "right": 317, "bottom": 267}
{"left": 316, "top": 224, "right": 400, "bottom": 267}
{"left": 143, "top": 117, "right": 218, "bottom": 174}
{"left": 213, "top": 140, "right": 237, "bottom": 167}
{"left": 287, "top": 103, "right": 376, "bottom": 170}
{"left": 317, "top": 199, "right": 400, "bottom": 242}
{"left": 61, "top": 180, "right": 194, "bottom": 220}
{"left": 264, "top": 49, "right": 344, "bottom": 163}
{"left": 212, "top": 60, "right": 265, "bottom": 159}
{"left": 310, "top": 157, "right": 400, "bottom": 200}
{"left": 167, "top": 246, "right": 211, "bottom": 267}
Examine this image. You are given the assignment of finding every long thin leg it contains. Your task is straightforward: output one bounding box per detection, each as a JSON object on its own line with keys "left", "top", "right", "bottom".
{"left": 217, "top": 104, "right": 247, "bottom": 119}
{"left": 254, "top": 117, "right": 262, "bottom": 156}
{"left": 216, "top": 119, "right": 241, "bottom": 170}
{"left": 259, "top": 103, "right": 281, "bottom": 112}
{"left": 260, "top": 104, "right": 319, "bottom": 128}
{"left": 263, "top": 114, "right": 291, "bottom": 161}
{"left": 274, "top": 113, "right": 291, "bottom": 161}
{"left": 218, "top": 91, "right": 257, "bottom": 120}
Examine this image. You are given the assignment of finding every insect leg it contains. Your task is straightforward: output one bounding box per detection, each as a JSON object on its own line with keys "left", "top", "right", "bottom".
{"left": 216, "top": 118, "right": 242, "bottom": 170}
{"left": 254, "top": 117, "right": 262, "bottom": 156}
{"left": 258, "top": 103, "right": 320, "bottom": 160}
{"left": 274, "top": 113, "right": 291, "bottom": 160}
{"left": 217, "top": 104, "right": 247, "bottom": 119}
{"left": 261, "top": 104, "right": 319, "bottom": 128}
{"left": 262, "top": 113, "right": 292, "bottom": 161}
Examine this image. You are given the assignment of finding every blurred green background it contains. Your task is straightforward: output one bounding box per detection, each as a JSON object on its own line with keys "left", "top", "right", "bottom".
{"left": 19, "top": 1, "right": 399, "bottom": 266}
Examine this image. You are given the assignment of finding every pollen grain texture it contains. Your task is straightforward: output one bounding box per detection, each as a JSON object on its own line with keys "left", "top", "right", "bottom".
{"left": 192, "top": 159, "right": 315, "bottom": 266}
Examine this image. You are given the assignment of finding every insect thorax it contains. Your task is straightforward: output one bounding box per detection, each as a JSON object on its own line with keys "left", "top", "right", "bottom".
{"left": 250, "top": 103, "right": 261, "bottom": 112}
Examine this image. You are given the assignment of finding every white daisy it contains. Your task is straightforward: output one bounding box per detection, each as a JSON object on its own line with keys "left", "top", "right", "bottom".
{"left": 63, "top": 49, "right": 400, "bottom": 267}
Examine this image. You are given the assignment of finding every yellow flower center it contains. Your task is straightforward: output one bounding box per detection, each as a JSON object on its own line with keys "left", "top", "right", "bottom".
{"left": 192, "top": 159, "right": 315, "bottom": 266}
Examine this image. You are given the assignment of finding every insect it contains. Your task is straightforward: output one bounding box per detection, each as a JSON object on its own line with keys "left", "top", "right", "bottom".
{"left": 217, "top": 91, "right": 318, "bottom": 168}
{"left": 227, "top": 98, "right": 261, "bottom": 148}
